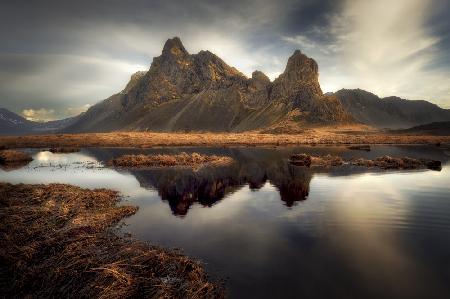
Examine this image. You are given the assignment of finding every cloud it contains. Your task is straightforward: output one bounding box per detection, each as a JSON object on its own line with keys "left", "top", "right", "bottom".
{"left": 282, "top": 0, "right": 450, "bottom": 106}
{"left": 22, "top": 108, "right": 56, "bottom": 122}
{"left": 21, "top": 104, "right": 92, "bottom": 122}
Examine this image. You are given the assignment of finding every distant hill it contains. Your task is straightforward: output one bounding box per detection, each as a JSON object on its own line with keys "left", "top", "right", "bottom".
{"left": 64, "top": 37, "right": 351, "bottom": 133}
{"left": 390, "top": 121, "right": 450, "bottom": 136}
{"left": 333, "top": 89, "right": 450, "bottom": 129}
{"left": 0, "top": 108, "right": 79, "bottom": 136}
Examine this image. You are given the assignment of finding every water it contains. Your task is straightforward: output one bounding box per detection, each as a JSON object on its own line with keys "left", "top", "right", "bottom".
{"left": 1, "top": 145, "right": 450, "bottom": 298}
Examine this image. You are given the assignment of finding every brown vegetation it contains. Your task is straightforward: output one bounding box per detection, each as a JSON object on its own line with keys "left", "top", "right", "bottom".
{"left": 0, "top": 149, "right": 32, "bottom": 164}
{"left": 289, "top": 153, "right": 441, "bottom": 171}
{"left": 0, "top": 128, "right": 449, "bottom": 149}
{"left": 49, "top": 147, "right": 80, "bottom": 153}
{"left": 0, "top": 183, "right": 224, "bottom": 298}
{"left": 290, "top": 154, "right": 343, "bottom": 167}
{"left": 351, "top": 156, "right": 442, "bottom": 171}
{"left": 109, "top": 152, "right": 234, "bottom": 169}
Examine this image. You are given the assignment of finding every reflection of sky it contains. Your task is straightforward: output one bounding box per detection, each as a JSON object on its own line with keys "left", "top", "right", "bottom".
{"left": 1, "top": 149, "right": 450, "bottom": 298}
{"left": 0, "top": 150, "right": 155, "bottom": 198}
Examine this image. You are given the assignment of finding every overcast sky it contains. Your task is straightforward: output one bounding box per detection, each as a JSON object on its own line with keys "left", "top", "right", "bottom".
{"left": 1, "top": 0, "right": 449, "bottom": 121}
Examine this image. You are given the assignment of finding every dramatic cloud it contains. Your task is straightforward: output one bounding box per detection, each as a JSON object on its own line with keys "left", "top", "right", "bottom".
{"left": 1, "top": 0, "right": 449, "bottom": 121}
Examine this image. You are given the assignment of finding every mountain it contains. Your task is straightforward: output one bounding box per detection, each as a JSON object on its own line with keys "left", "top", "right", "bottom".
{"left": 0, "top": 108, "right": 80, "bottom": 135}
{"left": 334, "top": 89, "right": 450, "bottom": 129}
{"left": 65, "top": 37, "right": 351, "bottom": 133}
{"left": 391, "top": 121, "right": 450, "bottom": 136}
{"left": 0, "top": 108, "right": 35, "bottom": 135}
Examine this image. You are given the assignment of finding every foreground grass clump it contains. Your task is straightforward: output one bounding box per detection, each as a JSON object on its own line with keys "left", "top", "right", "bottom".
{"left": 0, "top": 149, "right": 32, "bottom": 164}
{"left": 109, "top": 152, "right": 234, "bottom": 168}
{"left": 0, "top": 183, "right": 224, "bottom": 298}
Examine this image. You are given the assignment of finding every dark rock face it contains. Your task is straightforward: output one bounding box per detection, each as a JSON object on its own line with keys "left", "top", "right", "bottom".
{"left": 334, "top": 89, "right": 450, "bottom": 129}
{"left": 65, "top": 37, "right": 352, "bottom": 133}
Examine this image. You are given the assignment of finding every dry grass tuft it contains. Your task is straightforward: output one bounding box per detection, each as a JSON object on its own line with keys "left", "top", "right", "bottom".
{"left": 290, "top": 153, "right": 441, "bottom": 171}
{"left": 109, "top": 152, "right": 234, "bottom": 169}
{"left": 49, "top": 147, "right": 80, "bottom": 153}
{"left": 0, "top": 183, "right": 224, "bottom": 298}
{"left": 351, "top": 155, "right": 441, "bottom": 170}
{"left": 0, "top": 149, "right": 32, "bottom": 164}
{"left": 290, "top": 154, "right": 343, "bottom": 167}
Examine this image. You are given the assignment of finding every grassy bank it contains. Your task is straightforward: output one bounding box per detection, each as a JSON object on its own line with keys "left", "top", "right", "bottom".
{"left": 0, "top": 183, "right": 224, "bottom": 298}
{"left": 0, "top": 129, "right": 449, "bottom": 149}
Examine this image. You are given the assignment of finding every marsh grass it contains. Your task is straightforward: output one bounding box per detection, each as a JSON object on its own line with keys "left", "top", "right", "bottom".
{"left": 109, "top": 152, "right": 234, "bottom": 169}
{"left": 0, "top": 183, "right": 224, "bottom": 298}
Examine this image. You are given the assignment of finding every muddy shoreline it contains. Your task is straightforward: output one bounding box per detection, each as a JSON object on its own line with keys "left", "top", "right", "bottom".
{"left": 0, "top": 131, "right": 449, "bottom": 149}
{"left": 0, "top": 183, "right": 224, "bottom": 298}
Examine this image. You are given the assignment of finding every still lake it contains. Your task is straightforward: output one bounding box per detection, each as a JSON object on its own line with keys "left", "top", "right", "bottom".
{"left": 1, "top": 145, "right": 450, "bottom": 298}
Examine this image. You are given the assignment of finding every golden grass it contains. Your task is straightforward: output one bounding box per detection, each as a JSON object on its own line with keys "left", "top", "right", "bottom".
{"left": 0, "top": 183, "right": 224, "bottom": 298}
{"left": 0, "top": 149, "right": 32, "bottom": 164}
{"left": 289, "top": 153, "right": 441, "bottom": 170}
{"left": 0, "top": 127, "right": 449, "bottom": 149}
{"left": 109, "top": 152, "right": 234, "bottom": 169}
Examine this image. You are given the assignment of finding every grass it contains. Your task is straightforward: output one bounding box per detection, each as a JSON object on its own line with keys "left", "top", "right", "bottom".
{"left": 0, "top": 149, "right": 32, "bottom": 164}
{"left": 0, "top": 183, "right": 224, "bottom": 298}
{"left": 109, "top": 152, "right": 234, "bottom": 169}
{"left": 0, "top": 127, "right": 449, "bottom": 149}
{"left": 289, "top": 153, "right": 441, "bottom": 170}
{"left": 49, "top": 147, "right": 80, "bottom": 153}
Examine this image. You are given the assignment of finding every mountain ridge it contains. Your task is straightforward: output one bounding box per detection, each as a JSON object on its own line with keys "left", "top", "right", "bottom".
{"left": 2, "top": 37, "right": 450, "bottom": 135}
{"left": 0, "top": 108, "right": 80, "bottom": 135}
{"left": 333, "top": 88, "right": 450, "bottom": 129}
{"left": 64, "top": 37, "right": 351, "bottom": 133}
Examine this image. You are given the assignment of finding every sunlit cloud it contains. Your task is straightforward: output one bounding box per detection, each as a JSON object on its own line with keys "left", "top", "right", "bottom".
{"left": 282, "top": 0, "right": 450, "bottom": 106}
{"left": 22, "top": 108, "right": 56, "bottom": 122}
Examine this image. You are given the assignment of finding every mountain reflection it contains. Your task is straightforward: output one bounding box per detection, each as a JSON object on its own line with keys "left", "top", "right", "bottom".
{"left": 82, "top": 145, "right": 449, "bottom": 216}
{"left": 128, "top": 154, "right": 313, "bottom": 215}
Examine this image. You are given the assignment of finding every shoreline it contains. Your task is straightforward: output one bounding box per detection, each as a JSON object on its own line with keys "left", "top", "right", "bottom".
{"left": 0, "top": 131, "right": 449, "bottom": 149}
{"left": 0, "top": 182, "right": 224, "bottom": 298}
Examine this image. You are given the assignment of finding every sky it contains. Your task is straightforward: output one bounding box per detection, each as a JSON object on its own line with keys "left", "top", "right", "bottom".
{"left": 1, "top": 0, "right": 449, "bottom": 121}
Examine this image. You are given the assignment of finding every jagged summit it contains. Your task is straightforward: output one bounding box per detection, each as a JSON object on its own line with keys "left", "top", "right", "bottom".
{"left": 64, "top": 38, "right": 352, "bottom": 133}
{"left": 162, "top": 37, "right": 188, "bottom": 57}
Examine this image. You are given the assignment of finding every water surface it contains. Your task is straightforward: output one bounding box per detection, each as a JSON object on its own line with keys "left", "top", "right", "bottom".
{"left": 1, "top": 145, "right": 450, "bottom": 298}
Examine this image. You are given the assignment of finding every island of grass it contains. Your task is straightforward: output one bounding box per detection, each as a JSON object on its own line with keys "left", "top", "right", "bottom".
{"left": 0, "top": 149, "right": 32, "bottom": 164}
{"left": 0, "top": 183, "right": 224, "bottom": 298}
{"left": 48, "top": 147, "right": 80, "bottom": 153}
{"left": 289, "top": 153, "right": 441, "bottom": 170}
{"left": 108, "top": 152, "right": 234, "bottom": 168}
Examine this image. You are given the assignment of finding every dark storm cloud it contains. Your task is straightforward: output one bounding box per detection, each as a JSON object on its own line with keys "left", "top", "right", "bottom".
{"left": 0, "top": 0, "right": 449, "bottom": 120}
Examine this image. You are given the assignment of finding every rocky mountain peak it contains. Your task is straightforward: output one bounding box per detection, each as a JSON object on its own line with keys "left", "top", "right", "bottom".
{"left": 272, "top": 50, "right": 323, "bottom": 101}
{"left": 284, "top": 50, "right": 319, "bottom": 81}
{"left": 162, "top": 37, "right": 188, "bottom": 57}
